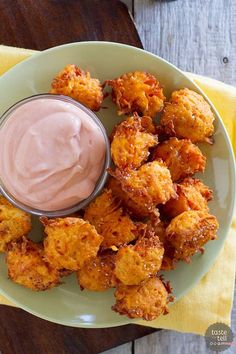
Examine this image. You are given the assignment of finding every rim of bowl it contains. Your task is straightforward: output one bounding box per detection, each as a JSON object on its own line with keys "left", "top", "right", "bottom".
{"left": 0, "top": 93, "right": 111, "bottom": 217}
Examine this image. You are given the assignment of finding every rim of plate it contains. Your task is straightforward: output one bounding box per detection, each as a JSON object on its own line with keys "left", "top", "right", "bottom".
{"left": 0, "top": 41, "right": 235, "bottom": 328}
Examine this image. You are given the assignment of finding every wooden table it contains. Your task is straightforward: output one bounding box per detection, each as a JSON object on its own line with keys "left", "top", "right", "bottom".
{"left": 128, "top": 0, "right": 236, "bottom": 85}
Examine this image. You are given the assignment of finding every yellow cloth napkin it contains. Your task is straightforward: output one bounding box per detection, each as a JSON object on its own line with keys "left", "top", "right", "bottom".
{"left": 0, "top": 45, "right": 235, "bottom": 335}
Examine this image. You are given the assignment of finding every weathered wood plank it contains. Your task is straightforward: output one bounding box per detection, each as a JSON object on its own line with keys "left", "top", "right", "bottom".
{"left": 134, "top": 0, "right": 236, "bottom": 85}
{"left": 101, "top": 343, "right": 132, "bottom": 354}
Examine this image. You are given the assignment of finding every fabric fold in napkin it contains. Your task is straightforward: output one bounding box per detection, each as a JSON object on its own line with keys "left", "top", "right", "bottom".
{"left": 0, "top": 45, "right": 235, "bottom": 335}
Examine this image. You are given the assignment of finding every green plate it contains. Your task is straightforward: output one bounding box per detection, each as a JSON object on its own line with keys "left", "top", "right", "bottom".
{"left": 0, "top": 42, "right": 235, "bottom": 328}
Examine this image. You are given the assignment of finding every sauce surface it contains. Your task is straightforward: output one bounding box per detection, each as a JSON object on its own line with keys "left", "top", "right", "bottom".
{"left": 0, "top": 98, "right": 106, "bottom": 211}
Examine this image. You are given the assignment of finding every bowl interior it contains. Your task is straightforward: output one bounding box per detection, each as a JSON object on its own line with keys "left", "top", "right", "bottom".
{"left": 0, "top": 94, "right": 111, "bottom": 217}
{"left": 0, "top": 42, "right": 235, "bottom": 328}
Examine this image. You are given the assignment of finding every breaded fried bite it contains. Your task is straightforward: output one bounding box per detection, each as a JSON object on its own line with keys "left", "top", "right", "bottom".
{"left": 50, "top": 64, "right": 103, "bottom": 111}
{"left": 166, "top": 210, "right": 219, "bottom": 262}
{"left": 140, "top": 115, "right": 157, "bottom": 134}
{"left": 77, "top": 253, "right": 117, "bottom": 291}
{"left": 108, "top": 71, "right": 165, "bottom": 117}
{"left": 0, "top": 196, "right": 31, "bottom": 252}
{"left": 115, "top": 230, "right": 164, "bottom": 285}
{"left": 147, "top": 220, "right": 175, "bottom": 271}
{"left": 152, "top": 138, "right": 206, "bottom": 182}
{"left": 84, "top": 189, "right": 138, "bottom": 248}
{"left": 162, "top": 178, "right": 212, "bottom": 218}
{"left": 112, "top": 276, "right": 170, "bottom": 320}
{"left": 110, "top": 161, "right": 176, "bottom": 213}
{"left": 6, "top": 237, "right": 60, "bottom": 291}
{"left": 160, "top": 88, "right": 215, "bottom": 143}
{"left": 42, "top": 217, "right": 103, "bottom": 271}
{"left": 107, "top": 177, "right": 159, "bottom": 219}
{"left": 111, "top": 114, "right": 157, "bottom": 170}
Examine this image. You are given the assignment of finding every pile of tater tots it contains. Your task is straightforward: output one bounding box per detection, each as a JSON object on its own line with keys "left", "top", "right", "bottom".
{"left": 1, "top": 65, "right": 219, "bottom": 321}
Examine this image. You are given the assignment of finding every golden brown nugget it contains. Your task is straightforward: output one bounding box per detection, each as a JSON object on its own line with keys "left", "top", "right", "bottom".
{"left": 146, "top": 220, "right": 175, "bottom": 271}
{"left": 162, "top": 178, "right": 213, "bottom": 218}
{"left": 84, "top": 189, "right": 139, "bottom": 248}
{"left": 6, "top": 237, "right": 60, "bottom": 291}
{"left": 110, "top": 161, "right": 176, "bottom": 213}
{"left": 107, "top": 177, "right": 159, "bottom": 219}
{"left": 140, "top": 115, "right": 157, "bottom": 134}
{"left": 50, "top": 64, "right": 103, "bottom": 111}
{"left": 111, "top": 114, "right": 157, "bottom": 170}
{"left": 42, "top": 217, "right": 103, "bottom": 271}
{"left": 160, "top": 88, "right": 215, "bottom": 143}
{"left": 112, "top": 276, "right": 170, "bottom": 321}
{"left": 107, "top": 71, "right": 165, "bottom": 117}
{"left": 152, "top": 137, "right": 206, "bottom": 182}
{"left": 166, "top": 210, "right": 219, "bottom": 262}
{"left": 0, "top": 196, "right": 31, "bottom": 252}
{"left": 115, "top": 231, "right": 164, "bottom": 285}
{"left": 77, "top": 254, "right": 117, "bottom": 291}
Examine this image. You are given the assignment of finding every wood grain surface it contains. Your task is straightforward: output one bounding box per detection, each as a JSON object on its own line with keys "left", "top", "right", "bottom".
{"left": 135, "top": 0, "right": 236, "bottom": 85}
{"left": 0, "top": 0, "right": 142, "bottom": 50}
{"left": 0, "top": 306, "right": 156, "bottom": 354}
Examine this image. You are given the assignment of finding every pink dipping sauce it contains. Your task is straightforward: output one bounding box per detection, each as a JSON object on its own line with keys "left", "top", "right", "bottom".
{"left": 0, "top": 98, "right": 106, "bottom": 211}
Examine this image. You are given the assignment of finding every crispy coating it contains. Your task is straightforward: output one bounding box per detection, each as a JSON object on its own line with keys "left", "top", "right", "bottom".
{"left": 84, "top": 189, "right": 138, "bottom": 248}
{"left": 147, "top": 220, "right": 175, "bottom": 271}
{"left": 107, "top": 71, "right": 165, "bottom": 117}
{"left": 162, "top": 178, "right": 213, "bottom": 218}
{"left": 112, "top": 276, "right": 170, "bottom": 320}
{"left": 160, "top": 88, "right": 215, "bottom": 143}
{"left": 110, "top": 161, "right": 176, "bottom": 213}
{"left": 6, "top": 237, "right": 60, "bottom": 291}
{"left": 0, "top": 196, "right": 31, "bottom": 252}
{"left": 152, "top": 137, "right": 206, "bottom": 182}
{"left": 111, "top": 114, "right": 157, "bottom": 170}
{"left": 115, "top": 230, "right": 164, "bottom": 285}
{"left": 166, "top": 210, "right": 219, "bottom": 262}
{"left": 141, "top": 115, "right": 157, "bottom": 134}
{"left": 77, "top": 254, "right": 117, "bottom": 291}
{"left": 50, "top": 64, "right": 103, "bottom": 111}
{"left": 107, "top": 177, "right": 159, "bottom": 219}
{"left": 42, "top": 217, "right": 103, "bottom": 271}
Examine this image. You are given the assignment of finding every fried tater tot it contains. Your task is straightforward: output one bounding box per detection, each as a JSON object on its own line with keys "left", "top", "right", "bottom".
{"left": 50, "top": 64, "right": 103, "bottom": 111}
{"left": 147, "top": 219, "right": 175, "bottom": 271}
{"left": 115, "top": 230, "right": 164, "bottom": 285}
{"left": 0, "top": 196, "right": 31, "bottom": 252}
{"left": 84, "top": 189, "right": 138, "bottom": 248}
{"left": 110, "top": 161, "right": 176, "bottom": 213}
{"left": 140, "top": 115, "right": 157, "bottom": 134}
{"left": 6, "top": 237, "right": 60, "bottom": 291}
{"left": 77, "top": 253, "right": 117, "bottom": 291}
{"left": 112, "top": 276, "right": 171, "bottom": 320}
{"left": 166, "top": 210, "right": 219, "bottom": 262}
{"left": 42, "top": 217, "right": 103, "bottom": 271}
{"left": 160, "top": 88, "right": 215, "bottom": 143}
{"left": 162, "top": 178, "right": 213, "bottom": 219}
{"left": 152, "top": 138, "right": 206, "bottom": 182}
{"left": 107, "top": 71, "right": 165, "bottom": 117}
{"left": 107, "top": 177, "right": 159, "bottom": 219}
{"left": 111, "top": 114, "right": 157, "bottom": 170}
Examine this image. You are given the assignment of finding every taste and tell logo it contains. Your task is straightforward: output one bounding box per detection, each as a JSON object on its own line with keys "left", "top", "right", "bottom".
{"left": 205, "top": 322, "right": 234, "bottom": 352}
